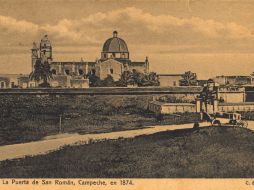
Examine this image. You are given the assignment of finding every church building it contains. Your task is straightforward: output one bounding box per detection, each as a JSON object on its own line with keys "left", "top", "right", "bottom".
{"left": 31, "top": 31, "right": 150, "bottom": 87}
{"left": 96, "top": 31, "right": 149, "bottom": 80}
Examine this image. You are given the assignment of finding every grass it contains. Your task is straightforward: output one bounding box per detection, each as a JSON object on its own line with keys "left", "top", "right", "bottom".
{"left": 241, "top": 111, "right": 254, "bottom": 120}
{"left": 1, "top": 126, "right": 254, "bottom": 178}
{"left": 0, "top": 95, "right": 199, "bottom": 146}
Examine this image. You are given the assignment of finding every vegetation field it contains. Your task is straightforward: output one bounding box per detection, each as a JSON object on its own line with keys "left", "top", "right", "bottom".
{"left": 0, "top": 95, "right": 199, "bottom": 146}
{"left": 241, "top": 112, "right": 254, "bottom": 120}
{"left": 1, "top": 126, "right": 254, "bottom": 178}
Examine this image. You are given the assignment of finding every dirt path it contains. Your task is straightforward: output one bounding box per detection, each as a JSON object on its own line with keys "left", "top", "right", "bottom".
{"left": 0, "top": 122, "right": 209, "bottom": 161}
{"left": 1, "top": 120, "right": 253, "bottom": 162}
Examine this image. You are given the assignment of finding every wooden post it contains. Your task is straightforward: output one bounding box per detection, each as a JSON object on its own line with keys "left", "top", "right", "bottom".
{"left": 59, "top": 114, "right": 62, "bottom": 134}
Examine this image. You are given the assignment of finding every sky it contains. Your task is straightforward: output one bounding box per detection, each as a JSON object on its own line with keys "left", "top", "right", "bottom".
{"left": 1, "top": 0, "right": 254, "bottom": 79}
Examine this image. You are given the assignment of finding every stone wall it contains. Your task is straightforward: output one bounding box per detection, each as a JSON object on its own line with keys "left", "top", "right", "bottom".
{"left": 96, "top": 59, "right": 122, "bottom": 80}
{"left": 148, "top": 101, "right": 196, "bottom": 115}
{"left": 149, "top": 100, "right": 254, "bottom": 115}
{"left": 218, "top": 103, "right": 254, "bottom": 112}
{"left": 158, "top": 75, "right": 183, "bottom": 87}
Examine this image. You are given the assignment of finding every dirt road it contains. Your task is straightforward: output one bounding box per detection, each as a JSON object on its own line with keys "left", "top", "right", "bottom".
{"left": 0, "top": 122, "right": 210, "bottom": 161}
{"left": 1, "top": 120, "right": 253, "bottom": 162}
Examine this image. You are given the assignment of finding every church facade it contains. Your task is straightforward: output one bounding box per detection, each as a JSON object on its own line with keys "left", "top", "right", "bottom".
{"left": 31, "top": 31, "right": 150, "bottom": 87}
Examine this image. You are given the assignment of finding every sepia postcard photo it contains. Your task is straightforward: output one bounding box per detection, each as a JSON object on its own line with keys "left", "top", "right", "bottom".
{"left": 0, "top": 0, "right": 254, "bottom": 189}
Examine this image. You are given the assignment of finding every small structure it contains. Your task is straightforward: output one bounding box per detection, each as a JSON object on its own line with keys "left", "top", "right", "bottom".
{"left": 49, "top": 76, "right": 89, "bottom": 88}
{"left": 18, "top": 76, "right": 31, "bottom": 88}
{"left": 0, "top": 74, "right": 25, "bottom": 88}
{"left": 0, "top": 77, "right": 9, "bottom": 89}
{"left": 49, "top": 75, "right": 71, "bottom": 88}
{"left": 218, "top": 102, "right": 254, "bottom": 112}
{"left": 157, "top": 74, "right": 183, "bottom": 87}
{"left": 95, "top": 59, "right": 123, "bottom": 81}
{"left": 148, "top": 79, "right": 249, "bottom": 115}
{"left": 217, "top": 86, "right": 245, "bottom": 103}
{"left": 148, "top": 101, "right": 196, "bottom": 115}
{"left": 70, "top": 78, "right": 89, "bottom": 88}
{"left": 214, "top": 75, "right": 252, "bottom": 85}
{"left": 197, "top": 80, "right": 208, "bottom": 86}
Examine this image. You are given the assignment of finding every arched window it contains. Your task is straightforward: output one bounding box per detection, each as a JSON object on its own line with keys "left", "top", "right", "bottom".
{"left": 11, "top": 82, "right": 15, "bottom": 88}
{"left": 51, "top": 69, "right": 56, "bottom": 75}
{"left": 91, "top": 69, "right": 96, "bottom": 75}
{"left": 65, "top": 69, "right": 70, "bottom": 75}
{"left": 79, "top": 69, "right": 84, "bottom": 75}
{"left": 1, "top": 82, "right": 5, "bottom": 88}
{"left": 110, "top": 69, "right": 114, "bottom": 74}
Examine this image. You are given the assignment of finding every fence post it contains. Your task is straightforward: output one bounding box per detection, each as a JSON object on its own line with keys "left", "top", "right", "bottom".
{"left": 59, "top": 114, "right": 62, "bottom": 134}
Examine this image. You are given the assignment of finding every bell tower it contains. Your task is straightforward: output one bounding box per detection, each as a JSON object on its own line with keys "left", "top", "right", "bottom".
{"left": 31, "top": 42, "right": 38, "bottom": 71}
{"left": 40, "top": 34, "right": 52, "bottom": 62}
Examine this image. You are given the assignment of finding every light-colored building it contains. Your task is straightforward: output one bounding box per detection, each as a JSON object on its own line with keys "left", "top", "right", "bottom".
{"left": 158, "top": 74, "right": 183, "bottom": 87}
{"left": 49, "top": 75, "right": 71, "bottom": 88}
{"left": 148, "top": 101, "right": 196, "bottom": 115}
{"left": 50, "top": 61, "right": 95, "bottom": 77}
{"left": 0, "top": 74, "right": 26, "bottom": 88}
{"left": 0, "top": 77, "right": 9, "bottom": 89}
{"left": 18, "top": 76, "right": 30, "bottom": 88}
{"left": 213, "top": 75, "right": 252, "bottom": 85}
{"left": 17, "top": 75, "right": 38, "bottom": 88}
{"left": 149, "top": 100, "right": 254, "bottom": 115}
{"left": 95, "top": 59, "right": 123, "bottom": 81}
{"left": 148, "top": 84, "right": 247, "bottom": 115}
{"left": 217, "top": 86, "right": 245, "bottom": 103}
{"left": 70, "top": 78, "right": 89, "bottom": 88}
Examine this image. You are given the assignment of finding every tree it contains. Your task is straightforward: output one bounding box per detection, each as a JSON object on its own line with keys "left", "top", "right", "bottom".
{"left": 118, "top": 71, "right": 134, "bottom": 86}
{"left": 199, "top": 79, "right": 217, "bottom": 112}
{"left": 29, "top": 59, "right": 53, "bottom": 87}
{"left": 141, "top": 72, "right": 160, "bottom": 86}
{"left": 132, "top": 70, "right": 143, "bottom": 86}
{"left": 118, "top": 71, "right": 160, "bottom": 87}
{"left": 180, "top": 71, "right": 198, "bottom": 86}
{"left": 102, "top": 75, "right": 115, "bottom": 87}
{"left": 88, "top": 74, "right": 102, "bottom": 87}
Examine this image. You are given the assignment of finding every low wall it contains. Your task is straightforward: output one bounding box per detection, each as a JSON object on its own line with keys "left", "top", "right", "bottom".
{"left": 217, "top": 91, "right": 245, "bottom": 103}
{"left": 0, "top": 86, "right": 202, "bottom": 95}
{"left": 0, "top": 87, "right": 202, "bottom": 112}
{"left": 148, "top": 101, "right": 196, "bottom": 115}
{"left": 153, "top": 93, "right": 198, "bottom": 103}
{"left": 149, "top": 101, "right": 254, "bottom": 115}
{"left": 218, "top": 102, "right": 254, "bottom": 112}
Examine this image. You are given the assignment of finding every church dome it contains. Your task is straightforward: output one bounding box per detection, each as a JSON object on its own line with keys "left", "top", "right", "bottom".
{"left": 102, "top": 31, "right": 129, "bottom": 53}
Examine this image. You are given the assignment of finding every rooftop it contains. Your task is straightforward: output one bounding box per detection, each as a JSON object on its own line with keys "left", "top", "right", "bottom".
{"left": 150, "top": 101, "right": 195, "bottom": 106}
{"left": 102, "top": 31, "right": 129, "bottom": 53}
{"left": 158, "top": 74, "right": 183, "bottom": 77}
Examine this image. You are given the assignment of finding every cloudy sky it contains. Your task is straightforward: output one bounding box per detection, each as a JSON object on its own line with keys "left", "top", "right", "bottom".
{"left": 1, "top": 0, "right": 254, "bottom": 79}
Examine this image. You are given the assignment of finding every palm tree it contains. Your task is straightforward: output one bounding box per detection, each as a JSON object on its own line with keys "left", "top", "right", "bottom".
{"left": 143, "top": 72, "right": 159, "bottom": 86}
{"left": 119, "top": 71, "right": 159, "bottom": 87}
{"left": 180, "top": 71, "right": 198, "bottom": 86}
{"left": 119, "top": 71, "right": 134, "bottom": 86}
{"left": 29, "top": 59, "right": 53, "bottom": 87}
{"left": 132, "top": 70, "right": 144, "bottom": 86}
{"left": 88, "top": 74, "right": 102, "bottom": 87}
{"left": 102, "top": 75, "right": 115, "bottom": 87}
